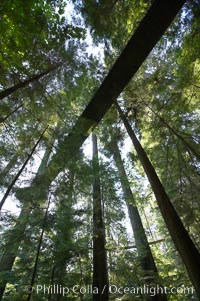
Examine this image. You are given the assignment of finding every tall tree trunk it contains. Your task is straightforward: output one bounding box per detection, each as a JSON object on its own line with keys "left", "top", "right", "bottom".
{"left": 26, "top": 196, "right": 51, "bottom": 301}
{"left": 92, "top": 134, "right": 109, "bottom": 301}
{"left": 116, "top": 102, "right": 200, "bottom": 298}
{"left": 0, "top": 63, "right": 61, "bottom": 101}
{"left": 0, "top": 127, "right": 48, "bottom": 210}
{"left": 0, "top": 145, "right": 52, "bottom": 300}
{"left": 109, "top": 138, "right": 167, "bottom": 301}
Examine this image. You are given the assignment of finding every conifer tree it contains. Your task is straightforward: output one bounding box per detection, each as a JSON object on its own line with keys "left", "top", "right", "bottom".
{"left": 107, "top": 136, "right": 167, "bottom": 301}
{"left": 116, "top": 101, "right": 200, "bottom": 298}
{"left": 1, "top": 1, "right": 198, "bottom": 300}
{"left": 92, "top": 134, "right": 109, "bottom": 301}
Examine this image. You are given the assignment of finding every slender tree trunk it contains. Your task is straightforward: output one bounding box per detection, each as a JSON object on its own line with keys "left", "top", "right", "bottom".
{"left": 0, "top": 63, "right": 61, "bottom": 100}
{"left": 116, "top": 102, "right": 200, "bottom": 298}
{"left": 0, "top": 127, "right": 48, "bottom": 210}
{"left": 110, "top": 139, "right": 167, "bottom": 301}
{"left": 92, "top": 134, "right": 109, "bottom": 301}
{"left": 0, "top": 145, "right": 52, "bottom": 300}
{"left": 26, "top": 196, "right": 51, "bottom": 301}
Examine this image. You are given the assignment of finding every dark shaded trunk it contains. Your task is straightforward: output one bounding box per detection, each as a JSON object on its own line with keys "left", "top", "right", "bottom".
{"left": 0, "top": 127, "right": 48, "bottom": 210}
{"left": 33, "top": 0, "right": 186, "bottom": 192}
{"left": 92, "top": 134, "right": 109, "bottom": 301}
{"left": 0, "top": 146, "right": 52, "bottom": 300}
{"left": 116, "top": 102, "right": 200, "bottom": 298}
{"left": 26, "top": 197, "right": 51, "bottom": 301}
{"left": 0, "top": 63, "right": 61, "bottom": 100}
{"left": 110, "top": 139, "right": 167, "bottom": 301}
{"left": 76, "top": 0, "right": 186, "bottom": 126}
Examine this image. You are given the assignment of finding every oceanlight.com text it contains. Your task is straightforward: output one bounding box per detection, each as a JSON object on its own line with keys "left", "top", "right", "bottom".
{"left": 25, "top": 283, "right": 195, "bottom": 297}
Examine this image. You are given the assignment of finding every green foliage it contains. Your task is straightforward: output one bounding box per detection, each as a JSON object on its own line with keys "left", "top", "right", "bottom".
{"left": 0, "top": 1, "right": 200, "bottom": 301}
{"left": 73, "top": 0, "right": 151, "bottom": 48}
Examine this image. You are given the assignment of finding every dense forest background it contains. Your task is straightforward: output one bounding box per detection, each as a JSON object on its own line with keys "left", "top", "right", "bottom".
{"left": 0, "top": 0, "right": 200, "bottom": 300}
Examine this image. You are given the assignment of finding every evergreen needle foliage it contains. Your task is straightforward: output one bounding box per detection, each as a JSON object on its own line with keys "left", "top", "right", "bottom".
{"left": 0, "top": 0, "right": 199, "bottom": 300}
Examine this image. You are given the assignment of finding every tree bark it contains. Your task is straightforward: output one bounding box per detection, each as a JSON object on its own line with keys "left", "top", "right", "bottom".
{"left": 92, "top": 134, "right": 109, "bottom": 301}
{"left": 110, "top": 139, "right": 167, "bottom": 301}
{"left": 0, "top": 63, "right": 61, "bottom": 100}
{"left": 116, "top": 102, "right": 200, "bottom": 298}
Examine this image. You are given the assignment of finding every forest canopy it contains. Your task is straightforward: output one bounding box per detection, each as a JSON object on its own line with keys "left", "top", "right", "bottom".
{"left": 0, "top": 0, "right": 200, "bottom": 301}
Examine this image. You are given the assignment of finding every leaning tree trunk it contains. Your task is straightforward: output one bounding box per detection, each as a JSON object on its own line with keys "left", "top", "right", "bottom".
{"left": 109, "top": 138, "right": 167, "bottom": 301}
{"left": 92, "top": 134, "right": 109, "bottom": 301}
{"left": 116, "top": 102, "right": 200, "bottom": 298}
{"left": 0, "top": 145, "right": 52, "bottom": 300}
{"left": 0, "top": 127, "right": 48, "bottom": 210}
{"left": 0, "top": 63, "right": 61, "bottom": 100}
